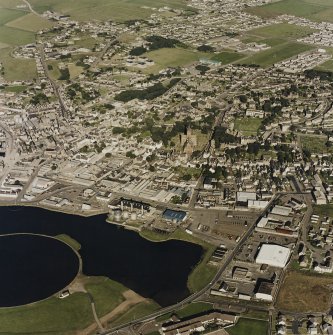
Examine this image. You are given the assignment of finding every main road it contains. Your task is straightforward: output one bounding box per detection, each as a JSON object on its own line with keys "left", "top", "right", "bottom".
{"left": 100, "top": 197, "right": 275, "bottom": 335}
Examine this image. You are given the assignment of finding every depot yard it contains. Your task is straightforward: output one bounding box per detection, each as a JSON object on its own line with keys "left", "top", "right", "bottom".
{"left": 276, "top": 271, "right": 333, "bottom": 313}
{"left": 239, "top": 42, "right": 314, "bottom": 67}
{"left": 246, "top": 0, "right": 333, "bottom": 23}
{"left": 190, "top": 209, "right": 258, "bottom": 246}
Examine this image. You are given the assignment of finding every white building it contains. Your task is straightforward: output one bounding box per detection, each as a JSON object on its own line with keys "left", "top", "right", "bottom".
{"left": 255, "top": 244, "right": 291, "bottom": 268}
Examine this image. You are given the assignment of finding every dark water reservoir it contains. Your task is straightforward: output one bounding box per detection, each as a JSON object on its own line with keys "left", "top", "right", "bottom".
{"left": 0, "top": 206, "right": 203, "bottom": 307}
{"left": 0, "top": 234, "right": 79, "bottom": 307}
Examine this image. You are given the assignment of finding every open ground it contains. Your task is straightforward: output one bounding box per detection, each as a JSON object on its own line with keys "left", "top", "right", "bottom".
{"left": 276, "top": 270, "right": 333, "bottom": 313}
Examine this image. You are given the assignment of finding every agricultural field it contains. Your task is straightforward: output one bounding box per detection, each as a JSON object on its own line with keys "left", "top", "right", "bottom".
{"left": 0, "top": 0, "right": 23, "bottom": 9}
{"left": 6, "top": 12, "right": 53, "bottom": 32}
{"left": 0, "top": 26, "right": 34, "bottom": 46}
{"left": 239, "top": 42, "right": 313, "bottom": 67}
{"left": 276, "top": 271, "right": 333, "bottom": 313}
{"left": 234, "top": 117, "right": 262, "bottom": 136}
{"left": 227, "top": 318, "right": 268, "bottom": 335}
{"left": 246, "top": 23, "right": 316, "bottom": 40}
{"left": 29, "top": 0, "right": 190, "bottom": 22}
{"left": 0, "top": 8, "right": 25, "bottom": 25}
{"left": 144, "top": 48, "right": 210, "bottom": 73}
{"left": 0, "top": 48, "right": 37, "bottom": 81}
{"left": 246, "top": 0, "right": 333, "bottom": 23}
{"left": 212, "top": 51, "right": 246, "bottom": 64}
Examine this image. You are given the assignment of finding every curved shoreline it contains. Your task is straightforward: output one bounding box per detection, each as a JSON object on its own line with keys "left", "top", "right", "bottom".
{"left": 0, "top": 232, "right": 82, "bottom": 309}
{"left": 0, "top": 204, "right": 213, "bottom": 302}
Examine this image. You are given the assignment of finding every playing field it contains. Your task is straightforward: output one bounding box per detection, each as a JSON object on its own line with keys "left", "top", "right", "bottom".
{"left": 212, "top": 51, "right": 246, "bottom": 64}
{"left": 247, "top": 0, "right": 333, "bottom": 23}
{"left": 234, "top": 117, "right": 262, "bottom": 136}
{"left": 276, "top": 271, "right": 333, "bottom": 313}
{"left": 29, "top": 0, "right": 189, "bottom": 22}
{"left": 239, "top": 42, "right": 313, "bottom": 67}
{"left": 144, "top": 48, "right": 209, "bottom": 73}
{"left": 246, "top": 23, "right": 316, "bottom": 40}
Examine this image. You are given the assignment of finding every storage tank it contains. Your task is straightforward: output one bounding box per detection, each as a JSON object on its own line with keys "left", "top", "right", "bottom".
{"left": 130, "top": 212, "right": 137, "bottom": 221}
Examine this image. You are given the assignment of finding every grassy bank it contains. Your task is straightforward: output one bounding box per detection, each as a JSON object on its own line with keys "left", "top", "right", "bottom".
{"left": 139, "top": 228, "right": 217, "bottom": 293}
{"left": 55, "top": 234, "right": 81, "bottom": 251}
{"left": 157, "top": 302, "right": 213, "bottom": 322}
{"left": 0, "top": 275, "right": 132, "bottom": 333}
{"left": 0, "top": 293, "right": 93, "bottom": 333}
{"left": 109, "top": 300, "right": 160, "bottom": 327}
{"left": 85, "top": 276, "right": 127, "bottom": 318}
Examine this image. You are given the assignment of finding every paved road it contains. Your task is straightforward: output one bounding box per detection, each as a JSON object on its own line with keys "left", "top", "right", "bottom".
{"left": 22, "top": 0, "right": 41, "bottom": 16}
{"left": 37, "top": 45, "right": 69, "bottom": 118}
{"left": 100, "top": 197, "right": 275, "bottom": 335}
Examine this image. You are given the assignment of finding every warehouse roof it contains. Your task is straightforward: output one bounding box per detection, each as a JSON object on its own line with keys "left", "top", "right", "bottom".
{"left": 255, "top": 244, "right": 291, "bottom": 268}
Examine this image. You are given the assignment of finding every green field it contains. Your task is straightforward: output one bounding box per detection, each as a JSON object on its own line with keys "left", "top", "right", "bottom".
{"left": 0, "top": 25, "right": 35, "bottom": 46}
{"left": 313, "top": 204, "right": 333, "bottom": 217}
{"left": 109, "top": 301, "right": 160, "bottom": 327}
{"left": 246, "top": 0, "right": 333, "bottom": 23}
{"left": 2, "top": 85, "right": 28, "bottom": 93}
{"left": 246, "top": 23, "right": 316, "bottom": 40}
{"left": 0, "top": 0, "right": 24, "bottom": 9}
{"left": 239, "top": 42, "right": 313, "bottom": 67}
{"left": 157, "top": 302, "right": 213, "bottom": 322}
{"left": 234, "top": 117, "right": 262, "bottom": 135}
{"left": 316, "top": 59, "right": 333, "bottom": 72}
{"left": 139, "top": 228, "right": 217, "bottom": 293}
{"left": 144, "top": 48, "right": 209, "bottom": 73}
{"left": 0, "top": 293, "right": 93, "bottom": 333}
{"left": 68, "top": 63, "right": 84, "bottom": 78}
{"left": 29, "top": 0, "right": 189, "bottom": 22}
{"left": 212, "top": 51, "right": 245, "bottom": 64}
{"left": 0, "top": 48, "right": 37, "bottom": 81}
{"left": 0, "top": 8, "right": 26, "bottom": 25}
{"left": 6, "top": 12, "right": 54, "bottom": 32}
{"left": 227, "top": 318, "right": 268, "bottom": 335}
{"left": 0, "top": 276, "right": 135, "bottom": 333}
{"left": 299, "top": 134, "right": 332, "bottom": 154}
{"left": 85, "top": 276, "right": 127, "bottom": 318}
